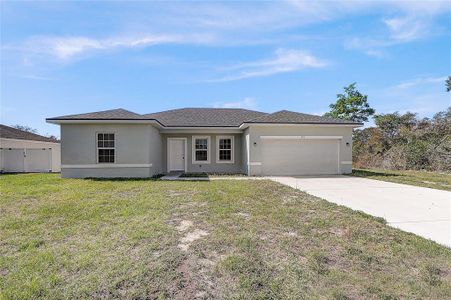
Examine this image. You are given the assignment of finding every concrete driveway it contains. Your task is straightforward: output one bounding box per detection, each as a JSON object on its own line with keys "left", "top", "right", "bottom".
{"left": 269, "top": 175, "right": 451, "bottom": 247}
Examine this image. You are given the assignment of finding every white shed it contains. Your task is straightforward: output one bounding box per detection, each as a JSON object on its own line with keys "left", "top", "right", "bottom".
{"left": 0, "top": 125, "right": 61, "bottom": 173}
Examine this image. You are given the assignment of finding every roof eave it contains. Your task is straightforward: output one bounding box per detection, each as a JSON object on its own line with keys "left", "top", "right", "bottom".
{"left": 46, "top": 118, "right": 164, "bottom": 127}
{"left": 239, "top": 122, "right": 363, "bottom": 129}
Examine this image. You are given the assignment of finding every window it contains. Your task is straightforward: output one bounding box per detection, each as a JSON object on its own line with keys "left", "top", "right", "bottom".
{"left": 216, "top": 136, "right": 234, "bottom": 163}
{"left": 192, "top": 136, "right": 210, "bottom": 164}
{"left": 97, "top": 133, "right": 115, "bottom": 163}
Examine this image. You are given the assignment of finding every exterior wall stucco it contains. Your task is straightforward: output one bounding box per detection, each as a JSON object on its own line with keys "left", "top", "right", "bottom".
{"left": 56, "top": 123, "right": 354, "bottom": 178}
{"left": 247, "top": 125, "right": 353, "bottom": 176}
{"left": 60, "top": 124, "right": 162, "bottom": 178}
{"left": 162, "top": 133, "right": 244, "bottom": 174}
{"left": 0, "top": 138, "right": 61, "bottom": 172}
{"left": 241, "top": 128, "right": 249, "bottom": 175}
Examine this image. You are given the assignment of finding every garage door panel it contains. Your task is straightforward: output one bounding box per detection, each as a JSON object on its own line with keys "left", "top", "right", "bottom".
{"left": 261, "top": 139, "right": 339, "bottom": 175}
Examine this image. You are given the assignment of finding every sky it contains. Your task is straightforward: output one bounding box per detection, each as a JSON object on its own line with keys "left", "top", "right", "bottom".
{"left": 1, "top": 1, "right": 450, "bottom": 137}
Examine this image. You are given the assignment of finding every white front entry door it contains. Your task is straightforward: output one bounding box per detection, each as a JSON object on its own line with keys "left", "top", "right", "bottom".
{"left": 168, "top": 139, "right": 185, "bottom": 171}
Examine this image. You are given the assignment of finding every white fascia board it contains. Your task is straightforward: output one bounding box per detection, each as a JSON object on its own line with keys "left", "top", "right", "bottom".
{"left": 240, "top": 123, "right": 361, "bottom": 129}
{"left": 304, "top": 136, "right": 343, "bottom": 139}
{"left": 61, "top": 164, "right": 153, "bottom": 169}
{"left": 161, "top": 128, "right": 242, "bottom": 133}
{"left": 260, "top": 136, "right": 303, "bottom": 140}
{"left": 260, "top": 135, "right": 343, "bottom": 140}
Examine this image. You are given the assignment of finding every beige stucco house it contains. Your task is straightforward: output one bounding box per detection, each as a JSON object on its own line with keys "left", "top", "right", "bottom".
{"left": 46, "top": 108, "right": 362, "bottom": 178}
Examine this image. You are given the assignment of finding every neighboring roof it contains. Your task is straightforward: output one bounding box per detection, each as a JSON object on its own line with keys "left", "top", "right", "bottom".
{"left": 143, "top": 108, "right": 267, "bottom": 127}
{"left": 0, "top": 124, "right": 59, "bottom": 143}
{"left": 47, "top": 108, "right": 362, "bottom": 127}
{"left": 245, "top": 110, "right": 361, "bottom": 125}
{"left": 46, "top": 108, "right": 145, "bottom": 121}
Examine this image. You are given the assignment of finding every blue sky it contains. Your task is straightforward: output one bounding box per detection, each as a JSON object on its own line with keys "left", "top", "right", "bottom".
{"left": 1, "top": 1, "right": 450, "bottom": 137}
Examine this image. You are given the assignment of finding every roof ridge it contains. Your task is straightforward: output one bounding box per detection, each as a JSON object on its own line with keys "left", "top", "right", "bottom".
{"left": 242, "top": 109, "right": 362, "bottom": 125}
{"left": 246, "top": 110, "right": 278, "bottom": 122}
{"left": 101, "top": 108, "right": 142, "bottom": 116}
{"left": 143, "top": 107, "right": 266, "bottom": 117}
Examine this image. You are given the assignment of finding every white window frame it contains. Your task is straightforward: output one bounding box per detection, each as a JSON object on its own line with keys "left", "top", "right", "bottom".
{"left": 192, "top": 136, "right": 210, "bottom": 164}
{"left": 216, "top": 135, "right": 234, "bottom": 164}
{"left": 96, "top": 132, "right": 116, "bottom": 164}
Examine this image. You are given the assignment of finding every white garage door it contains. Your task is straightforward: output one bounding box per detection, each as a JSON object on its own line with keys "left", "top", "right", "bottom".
{"left": 261, "top": 138, "right": 340, "bottom": 176}
{"left": 1, "top": 148, "right": 52, "bottom": 173}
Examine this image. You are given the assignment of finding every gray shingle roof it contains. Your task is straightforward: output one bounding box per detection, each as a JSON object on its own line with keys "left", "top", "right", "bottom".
{"left": 46, "top": 108, "right": 144, "bottom": 120}
{"left": 0, "top": 124, "right": 59, "bottom": 143}
{"left": 245, "top": 110, "right": 361, "bottom": 125}
{"left": 47, "top": 108, "right": 362, "bottom": 126}
{"left": 143, "top": 108, "right": 267, "bottom": 127}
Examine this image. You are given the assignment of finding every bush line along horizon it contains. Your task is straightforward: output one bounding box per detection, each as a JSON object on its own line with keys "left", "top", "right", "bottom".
{"left": 324, "top": 79, "right": 450, "bottom": 172}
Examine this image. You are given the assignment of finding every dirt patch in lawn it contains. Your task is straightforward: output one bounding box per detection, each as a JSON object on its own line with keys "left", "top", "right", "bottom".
{"left": 234, "top": 212, "right": 250, "bottom": 219}
{"left": 169, "top": 218, "right": 218, "bottom": 299}
{"left": 176, "top": 220, "right": 193, "bottom": 232}
{"left": 178, "top": 229, "right": 209, "bottom": 251}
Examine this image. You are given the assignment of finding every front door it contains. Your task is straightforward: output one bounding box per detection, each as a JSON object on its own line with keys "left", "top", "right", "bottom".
{"left": 168, "top": 139, "right": 185, "bottom": 171}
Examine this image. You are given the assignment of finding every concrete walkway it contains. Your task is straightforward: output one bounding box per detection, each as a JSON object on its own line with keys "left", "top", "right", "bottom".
{"left": 269, "top": 175, "right": 451, "bottom": 247}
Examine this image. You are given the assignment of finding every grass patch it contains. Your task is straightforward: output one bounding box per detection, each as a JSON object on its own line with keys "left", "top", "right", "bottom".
{"left": 179, "top": 172, "right": 246, "bottom": 178}
{"left": 1, "top": 174, "right": 450, "bottom": 299}
{"left": 179, "top": 172, "right": 209, "bottom": 178}
{"left": 352, "top": 168, "right": 451, "bottom": 191}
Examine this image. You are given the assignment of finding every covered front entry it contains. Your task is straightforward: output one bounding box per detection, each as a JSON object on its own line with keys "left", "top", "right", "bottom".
{"left": 167, "top": 138, "right": 186, "bottom": 172}
{"left": 260, "top": 137, "right": 340, "bottom": 175}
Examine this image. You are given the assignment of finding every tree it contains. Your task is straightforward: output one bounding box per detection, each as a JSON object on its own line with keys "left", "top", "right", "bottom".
{"left": 373, "top": 112, "right": 417, "bottom": 147}
{"left": 11, "top": 124, "right": 37, "bottom": 134}
{"left": 46, "top": 135, "right": 59, "bottom": 142}
{"left": 324, "top": 83, "right": 375, "bottom": 123}
{"left": 446, "top": 76, "right": 451, "bottom": 92}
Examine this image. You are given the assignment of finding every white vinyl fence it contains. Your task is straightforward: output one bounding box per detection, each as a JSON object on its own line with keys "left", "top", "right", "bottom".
{"left": 0, "top": 148, "right": 52, "bottom": 173}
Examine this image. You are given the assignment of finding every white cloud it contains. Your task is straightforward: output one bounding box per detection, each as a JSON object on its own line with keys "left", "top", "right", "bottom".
{"left": 208, "top": 48, "right": 327, "bottom": 82}
{"left": 364, "top": 49, "right": 385, "bottom": 58}
{"left": 5, "top": 1, "right": 451, "bottom": 63}
{"left": 374, "top": 75, "right": 450, "bottom": 118}
{"left": 341, "top": 0, "right": 451, "bottom": 56}
{"left": 212, "top": 97, "right": 257, "bottom": 109}
{"left": 391, "top": 76, "right": 447, "bottom": 90}
{"left": 156, "top": 1, "right": 451, "bottom": 33}
{"left": 11, "top": 33, "right": 216, "bottom": 60}
{"left": 345, "top": 16, "right": 431, "bottom": 56}
{"left": 383, "top": 16, "right": 428, "bottom": 43}
{"left": 378, "top": 92, "right": 450, "bottom": 117}
{"left": 18, "top": 75, "right": 56, "bottom": 81}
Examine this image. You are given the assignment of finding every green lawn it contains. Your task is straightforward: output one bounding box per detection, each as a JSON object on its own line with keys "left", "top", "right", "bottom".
{"left": 1, "top": 174, "right": 450, "bottom": 299}
{"left": 351, "top": 168, "right": 451, "bottom": 191}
